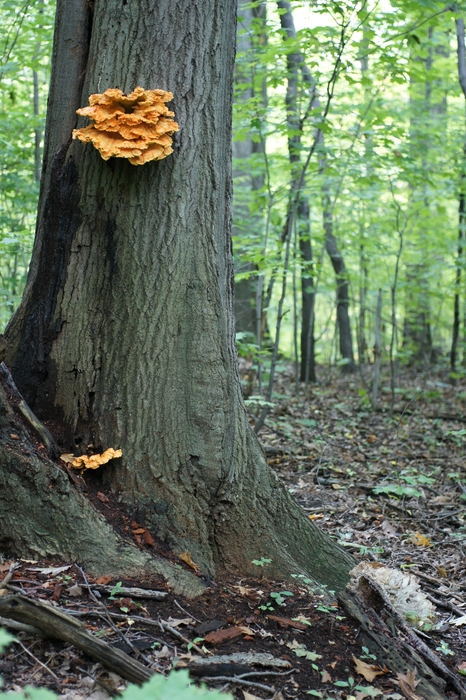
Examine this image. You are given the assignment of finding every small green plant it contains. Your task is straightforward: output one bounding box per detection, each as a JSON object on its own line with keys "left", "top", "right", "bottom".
{"left": 334, "top": 676, "right": 355, "bottom": 688}
{"left": 244, "top": 396, "right": 275, "bottom": 409}
{"left": 292, "top": 644, "right": 322, "bottom": 661}
{"left": 259, "top": 600, "right": 274, "bottom": 612}
{"left": 445, "top": 429, "right": 466, "bottom": 447}
{"left": 270, "top": 590, "right": 293, "bottom": 606}
{"left": 360, "top": 646, "right": 377, "bottom": 661}
{"left": 187, "top": 637, "right": 205, "bottom": 651}
{"left": 436, "top": 640, "right": 454, "bottom": 656}
{"left": 251, "top": 557, "right": 272, "bottom": 567}
{"left": 109, "top": 581, "right": 124, "bottom": 600}
{"left": 0, "top": 627, "right": 14, "bottom": 652}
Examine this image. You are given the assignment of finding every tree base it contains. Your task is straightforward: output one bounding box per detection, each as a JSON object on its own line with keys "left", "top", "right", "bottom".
{"left": 0, "top": 379, "right": 205, "bottom": 597}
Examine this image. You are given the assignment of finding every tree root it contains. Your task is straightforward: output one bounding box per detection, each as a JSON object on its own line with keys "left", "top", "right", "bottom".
{"left": 0, "top": 381, "right": 205, "bottom": 598}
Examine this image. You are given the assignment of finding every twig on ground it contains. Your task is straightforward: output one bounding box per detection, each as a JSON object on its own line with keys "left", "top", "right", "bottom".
{"left": 174, "top": 599, "right": 202, "bottom": 623}
{"left": 0, "top": 561, "right": 18, "bottom": 589}
{"left": 425, "top": 592, "right": 465, "bottom": 617}
{"left": 14, "top": 639, "right": 59, "bottom": 680}
{"left": 77, "top": 566, "right": 153, "bottom": 666}
{"left": 0, "top": 614, "right": 42, "bottom": 636}
{"left": 202, "top": 675, "right": 275, "bottom": 692}
{"left": 158, "top": 619, "right": 206, "bottom": 656}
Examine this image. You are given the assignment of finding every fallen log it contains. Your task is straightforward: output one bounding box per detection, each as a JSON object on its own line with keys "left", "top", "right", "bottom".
{"left": 0, "top": 593, "right": 152, "bottom": 685}
{"left": 338, "top": 574, "right": 466, "bottom": 700}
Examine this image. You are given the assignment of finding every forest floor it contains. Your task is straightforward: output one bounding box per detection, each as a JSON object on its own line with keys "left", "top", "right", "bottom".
{"left": 0, "top": 364, "right": 465, "bottom": 700}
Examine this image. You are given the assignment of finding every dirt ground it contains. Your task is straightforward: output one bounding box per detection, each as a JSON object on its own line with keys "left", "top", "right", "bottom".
{"left": 0, "top": 364, "right": 465, "bottom": 699}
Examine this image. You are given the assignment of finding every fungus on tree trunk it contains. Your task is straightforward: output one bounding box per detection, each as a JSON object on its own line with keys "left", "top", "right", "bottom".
{"left": 72, "top": 87, "right": 179, "bottom": 165}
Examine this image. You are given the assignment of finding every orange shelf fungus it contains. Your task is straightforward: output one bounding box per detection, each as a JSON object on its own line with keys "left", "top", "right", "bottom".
{"left": 72, "top": 87, "right": 179, "bottom": 165}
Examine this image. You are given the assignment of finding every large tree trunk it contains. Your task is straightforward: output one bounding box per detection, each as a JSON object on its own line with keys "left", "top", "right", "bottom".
{"left": 4, "top": 0, "right": 354, "bottom": 592}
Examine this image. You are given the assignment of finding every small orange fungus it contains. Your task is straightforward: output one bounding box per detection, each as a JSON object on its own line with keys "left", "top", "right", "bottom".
{"left": 60, "top": 448, "right": 122, "bottom": 471}
{"left": 72, "top": 87, "right": 179, "bottom": 165}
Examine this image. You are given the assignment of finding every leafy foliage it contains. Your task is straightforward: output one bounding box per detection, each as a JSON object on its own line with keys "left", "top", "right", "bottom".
{"left": 3, "top": 0, "right": 466, "bottom": 383}
{"left": 0, "top": 0, "right": 53, "bottom": 327}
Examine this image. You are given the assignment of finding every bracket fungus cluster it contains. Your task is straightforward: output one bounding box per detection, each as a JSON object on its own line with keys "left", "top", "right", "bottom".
{"left": 72, "top": 87, "right": 179, "bottom": 165}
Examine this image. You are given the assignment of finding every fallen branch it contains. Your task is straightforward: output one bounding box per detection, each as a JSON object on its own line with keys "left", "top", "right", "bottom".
{"left": 338, "top": 575, "right": 466, "bottom": 700}
{"left": 92, "top": 583, "right": 168, "bottom": 600}
{"left": 159, "top": 619, "right": 206, "bottom": 656}
{"left": 0, "top": 593, "right": 152, "bottom": 685}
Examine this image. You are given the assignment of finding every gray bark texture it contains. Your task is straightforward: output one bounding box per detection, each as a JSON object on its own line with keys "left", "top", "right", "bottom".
{"left": 4, "top": 0, "right": 354, "bottom": 591}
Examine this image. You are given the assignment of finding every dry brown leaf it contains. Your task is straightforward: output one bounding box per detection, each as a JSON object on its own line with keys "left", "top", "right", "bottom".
{"left": 321, "top": 669, "right": 332, "bottom": 683}
{"left": 204, "top": 627, "right": 243, "bottom": 645}
{"left": 70, "top": 448, "right": 122, "bottom": 471}
{"left": 397, "top": 669, "right": 422, "bottom": 700}
{"left": 353, "top": 655, "right": 388, "bottom": 682}
{"left": 268, "top": 615, "right": 308, "bottom": 630}
{"left": 143, "top": 530, "right": 155, "bottom": 546}
{"left": 60, "top": 453, "right": 75, "bottom": 464}
{"left": 431, "top": 495, "right": 455, "bottom": 504}
{"left": 411, "top": 532, "right": 432, "bottom": 547}
{"left": 233, "top": 585, "right": 255, "bottom": 595}
{"left": 381, "top": 519, "right": 398, "bottom": 536}
{"left": 178, "top": 551, "right": 201, "bottom": 572}
{"left": 243, "top": 692, "right": 262, "bottom": 700}
{"left": 165, "top": 617, "right": 193, "bottom": 627}
{"left": 73, "top": 87, "right": 179, "bottom": 165}
{"left": 309, "top": 513, "right": 323, "bottom": 520}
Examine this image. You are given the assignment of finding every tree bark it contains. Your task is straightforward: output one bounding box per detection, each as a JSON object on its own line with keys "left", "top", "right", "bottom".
{"left": 4, "top": 0, "right": 355, "bottom": 592}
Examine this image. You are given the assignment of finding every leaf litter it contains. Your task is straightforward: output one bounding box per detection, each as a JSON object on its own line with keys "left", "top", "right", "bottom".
{"left": 1, "top": 365, "right": 465, "bottom": 699}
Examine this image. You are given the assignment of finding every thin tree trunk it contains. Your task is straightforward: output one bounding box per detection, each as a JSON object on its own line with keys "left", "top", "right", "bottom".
{"left": 452, "top": 18, "right": 466, "bottom": 370}
{"left": 278, "top": 0, "right": 354, "bottom": 374}
{"left": 358, "top": 242, "right": 369, "bottom": 363}
{"left": 451, "top": 183, "right": 465, "bottom": 371}
{"left": 358, "top": 22, "right": 371, "bottom": 364}
{"left": 233, "top": 0, "right": 266, "bottom": 337}
{"left": 277, "top": 0, "right": 316, "bottom": 384}
{"left": 321, "top": 179, "right": 355, "bottom": 372}
{"left": 33, "top": 69, "right": 41, "bottom": 182}
{"left": 372, "top": 289, "right": 382, "bottom": 410}
{"left": 299, "top": 199, "right": 316, "bottom": 383}
{"left": 4, "top": 0, "right": 354, "bottom": 592}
